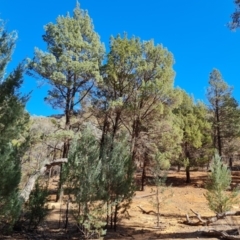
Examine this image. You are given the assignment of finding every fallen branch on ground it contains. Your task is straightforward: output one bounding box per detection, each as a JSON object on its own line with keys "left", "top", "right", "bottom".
{"left": 183, "top": 209, "right": 240, "bottom": 226}
{"left": 20, "top": 158, "right": 68, "bottom": 202}
{"left": 202, "top": 229, "right": 240, "bottom": 240}
{"left": 137, "top": 206, "right": 157, "bottom": 215}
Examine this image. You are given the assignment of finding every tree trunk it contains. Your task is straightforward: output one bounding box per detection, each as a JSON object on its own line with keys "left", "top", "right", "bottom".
{"left": 20, "top": 167, "right": 45, "bottom": 203}
{"left": 131, "top": 117, "right": 141, "bottom": 164}
{"left": 56, "top": 102, "right": 71, "bottom": 202}
{"left": 20, "top": 158, "right": 68, "bottom": 203}
{"left": 186, "top": 165, "right": 191, "bottom": 183}
{"left": 141, "top": 164, "right": 146, "bottom": 191}
{"left": 141, "top": 159, "right": 146, "bottom": 191}
{"left": 177, "top": 164, "right": 181, "bottom": 172}
{"left": 99, "top": 112, "right": 109, "bottom": 160}
{"left": 56, "top": 143, "right": 69, "bottom": 202}
{"left": 229, "top": 157, "right": 233, "bottom": 170}
{"left": 156, "top": 187, "right": 160, "bottom": 228}
{"left": 113, "top": 204, "right": 118, "bottom": 232}
{"left": 184, "top": 143, "right": 191, "bottom": 183}
{"left": 215, "top": 99, "right": 222, "bottom": 156}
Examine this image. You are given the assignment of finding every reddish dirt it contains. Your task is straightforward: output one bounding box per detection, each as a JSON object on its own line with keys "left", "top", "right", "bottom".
{"left": 105, "top": 170, "right": 240, "bottom": 240}
{"left": 3, "top": 170, "right": 240, "bottom": 239}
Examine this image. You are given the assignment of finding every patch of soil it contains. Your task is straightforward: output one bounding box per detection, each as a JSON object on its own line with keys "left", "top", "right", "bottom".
{"left": 3, "top": 170, "right": 240, "bottom": 240}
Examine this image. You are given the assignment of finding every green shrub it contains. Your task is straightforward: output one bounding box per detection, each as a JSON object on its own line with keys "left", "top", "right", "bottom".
{"left": 205, "top": 153, "right": 239, "bottom": 214}
{"left": 24, "top": 181, "right": 49, "bottom": 230}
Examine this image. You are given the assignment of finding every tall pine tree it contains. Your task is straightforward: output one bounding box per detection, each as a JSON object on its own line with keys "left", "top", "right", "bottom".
{"left": 28, "top": 2, "right": 104, "bottom": 200}
{"left": 174, "top": 90, "right": 212, "bottom": 183}
{"left": 207, "top": 69, "right": 240, "bottom": 158}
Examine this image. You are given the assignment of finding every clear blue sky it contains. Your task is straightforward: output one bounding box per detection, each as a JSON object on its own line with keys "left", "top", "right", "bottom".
{"left": 1, "top": 0, "right": 240, "bottom": 116}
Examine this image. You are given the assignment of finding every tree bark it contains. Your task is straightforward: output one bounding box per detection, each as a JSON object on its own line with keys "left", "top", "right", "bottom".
{"left": 20, "top": 158, "right": 67, "bottom": 203}
{"left": 183, "top": 208, "right": 240, "bottom": 226}
{"left": 186, "top": 165, "right": 191, "bottom": 183}
{"left": 215, "top": 99, "right": 222, "bottom": 156}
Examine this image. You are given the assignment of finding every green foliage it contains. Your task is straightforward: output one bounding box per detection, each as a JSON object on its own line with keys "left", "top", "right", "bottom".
{"left": 63, "top": 127, "right": 105, "bottom": 238}
{"left": 28, "top": 2, "right": 104, "bottom": 113}
{"left": 73, "top": 207, "right": 107, "bottom": 239}
{"left": 229, "top": 0, "right": 240, "bottom": 29}
{"left": 0, "top": 20, "right": 30, "bottom": 233}
{"left": 23, "top": 182, "right": 49, "bottom": 230}
{"left": 207, "top": 68, "right": 240, "bottom": 157}
{"left": 100, "top": 134, "right": 135, "bottom": 229}
{"left": 205, "top": 153, "right": 239, "bottom": 214}
{"left": 63, "top": 128, "right": 135, "bottom": 234}
{"left": 148, "top": 151, "right": 172, "bottom": 228}
{"left": 174, "top": 90, "right": 212, "bottom": 182}
{"left": 98, "top": 34, "right": 180, "bottom": 193}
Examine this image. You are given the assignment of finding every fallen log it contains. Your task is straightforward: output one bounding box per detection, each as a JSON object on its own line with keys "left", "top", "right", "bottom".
{"left": 45, "top": 158, "right": 68, "bottom": 169}
{"left": 183, "top": 209, "right": 240, "bottom": 226}
{"left": 137, "top": 206, "right": 157, "bottom": 215}
{"left": 202, "top": 229, "right": 240, "bottom": 240}
{"left": 20, "top": 158, "right": 68, "bottom": 202}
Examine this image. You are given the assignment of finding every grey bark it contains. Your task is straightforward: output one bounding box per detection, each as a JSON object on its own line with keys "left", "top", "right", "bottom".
{"left": 20, "top": 158, "right": 67, "bottom": 202}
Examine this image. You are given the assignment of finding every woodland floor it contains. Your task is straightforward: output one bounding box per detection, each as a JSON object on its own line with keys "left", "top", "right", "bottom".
{"left": 3, "top": 168, "right": 240, "bottom": 240}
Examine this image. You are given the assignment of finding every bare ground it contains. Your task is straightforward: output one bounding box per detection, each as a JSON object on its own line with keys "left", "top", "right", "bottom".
{"left": 3, "top": 169, "right": 240, "bottom": 240}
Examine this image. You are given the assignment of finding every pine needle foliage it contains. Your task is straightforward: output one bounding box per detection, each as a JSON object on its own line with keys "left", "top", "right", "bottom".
{"left": 0, "top": 20, "right": 30, "bottom": 233}
{"left": 63, "top": 128, "right": 135, "bottom": 235}
{"left": 23, "top": 182, "right": 49, "bottom": 230}
{"left": 100, "top": 134, "right": 135, "bottom": 231}
{"left": 63, "top": 128, "right": 105, "bottom": 239}
{"left": 205, "top": 153, "right": 239, "bottom": 214}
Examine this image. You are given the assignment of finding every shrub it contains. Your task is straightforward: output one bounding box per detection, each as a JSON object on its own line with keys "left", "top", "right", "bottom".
{"left": 205, "top": 153, "right": 239, "bottom": 214}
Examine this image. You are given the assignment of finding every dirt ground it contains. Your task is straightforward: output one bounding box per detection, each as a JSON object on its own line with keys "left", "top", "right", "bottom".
{"left": 3, "top": 169, "right": 240, "bottom": 240}
{"left": 105, "top": 169, "right": 240, "bottom": 240}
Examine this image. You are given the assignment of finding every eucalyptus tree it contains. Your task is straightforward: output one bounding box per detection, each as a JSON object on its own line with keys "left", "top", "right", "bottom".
{"left": 207, "top": 69, "right": 240, "bottom": 158}
{"left": 0, "top": 20, "right": 30, "bottom": 232}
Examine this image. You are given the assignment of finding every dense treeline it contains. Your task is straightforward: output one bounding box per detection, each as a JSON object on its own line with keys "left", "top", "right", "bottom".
{"left": 1, "top": 2, "right": 240, "bottom": 238}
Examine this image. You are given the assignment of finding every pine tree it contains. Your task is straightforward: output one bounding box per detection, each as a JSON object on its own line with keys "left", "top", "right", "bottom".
{"left": 28, "top": 2, "right": 104, "bottom": 201}
{"left": 100, "top": 134, "right": 135, "bottom": 231}
{"left": 0, "top": 20, "right": 30, "bottom": 232}
{"left": 98, "top": 35, "right": 179, "bottom": 190}
{"left": 205, "top": 153, "right": 239, "bottom": 214}
{"left": 207, "top": 69, "right": 240, "bottom": 158}
{"left": 63, "top": 127, "right": 135, "bottom": 234}
{"left": 174, "top": 90, "right": 212, "bottom": 183}
{"left": 63, "top": 128, "right": 105, "bottom": 238}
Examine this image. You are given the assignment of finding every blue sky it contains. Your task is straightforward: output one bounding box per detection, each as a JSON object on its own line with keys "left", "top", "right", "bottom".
{"left": 1, "top": 0, "right": 240, "bottom": 116}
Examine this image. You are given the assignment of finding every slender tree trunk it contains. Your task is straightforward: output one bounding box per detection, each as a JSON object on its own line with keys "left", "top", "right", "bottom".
{"left": 156, "top": 187, "right": 160, "bottom": 228}
{"left": 131, "top": 116, "right": 141, "bottom": 163}
{"left": 186, "top": 165, "right": 191, "bottom": 183}
{"left": 110, "top": 204, "right": 113, "bottom": 229}
{"left": 106, "top": 200, "right": 109, "bottom": 228}
{"left": 229, "top": 157, "right": 233, "bottom": 170}
{"left": 65, "top": 198, "right": 70, "bottom": 229}
{"left": 111, "top": 111, "right": 121, "bottom": 141}
{"left": 141, "top": 158, "right": 146, "bottom": 191}
{"left": 177, "top": 164, "right": 181, "bottom": 172}
{"left": 99, "top": 111, "right": 109, "bottom": 160}
{"left": 56, "top": 98, "right": 71, "bottom": 202}
{"left": 185, "top": 143, "right": 191, "bottom": 183}
{"left": 215, "top": 100, "right": 222, "bottom": 156}
{"left": 113, "top": 204, "right": 118, "bottom": 232}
